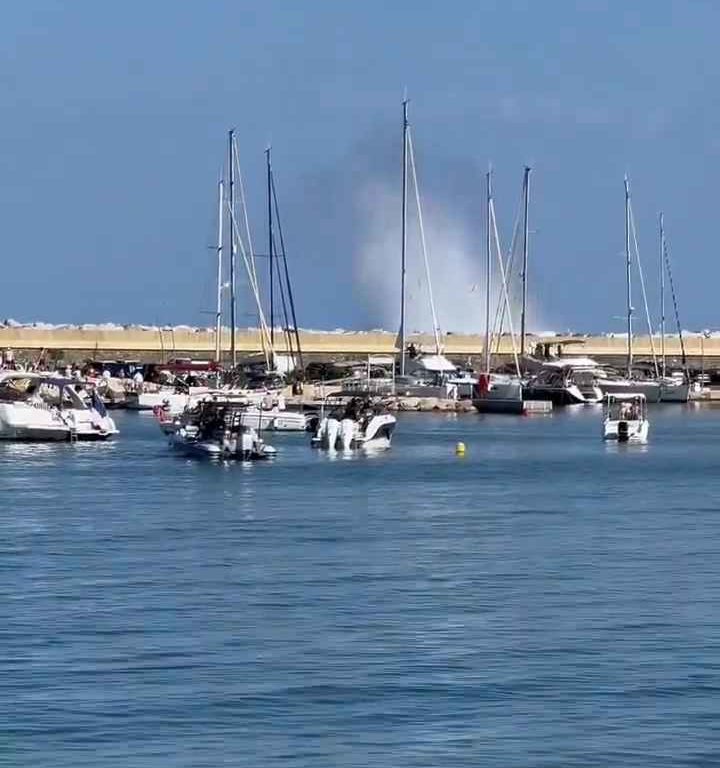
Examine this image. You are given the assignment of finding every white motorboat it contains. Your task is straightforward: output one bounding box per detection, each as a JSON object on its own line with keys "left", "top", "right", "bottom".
{"left": 523, "top": 359, "right": 604, "bottom": 405}
{"left": 603, "top": 393, "right": 649, "bottom": 443}
{"left": 312, "top": 397, "right": 396, "bottom": 451}
{"left": 125, "top": 386, "right": 209, "bottom": 413}
{"left": 0, "top": 372, "right": 118, "bottom": 441}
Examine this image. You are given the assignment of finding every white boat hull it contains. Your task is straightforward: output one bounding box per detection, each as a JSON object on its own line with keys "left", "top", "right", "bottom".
{"left": 127, "top": 388, "right": 211, "bottom": 414}
{"left": 659, "top": 381, "right": 690, "bottom": 403}
{"left": 169, "top": 431, "right": 275, "bottom": 460}
{"left": 597, "top": 379, "right": 661, "bottom": 403}
{"left": 603, "top": 418, "right": 649, "bottom": 443}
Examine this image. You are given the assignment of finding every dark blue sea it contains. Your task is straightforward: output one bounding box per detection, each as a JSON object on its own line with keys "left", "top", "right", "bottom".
{"left": 4, "top": 405, "right": 720, "bottom": 766}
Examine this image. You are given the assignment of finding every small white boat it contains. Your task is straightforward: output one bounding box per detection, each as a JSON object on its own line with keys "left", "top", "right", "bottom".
{"left": 603, "top": 393, "right": 649, "bottom": 444}
{"left": 312, "top": 398, "right": 396, "bottom": 451}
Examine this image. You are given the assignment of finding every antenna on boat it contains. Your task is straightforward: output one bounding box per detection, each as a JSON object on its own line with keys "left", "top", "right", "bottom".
{"left": 215, "top": 177, "right": 224, "bottom": 365}
{"left": 399, "top": 93, "right": 409, "bottom": 377}
{"left": 519, "top": 166, "right": 531, "bottom": 372}
{"left": 228, "top": 129, "right": 237, "bottom": 368}
{"left": 624, "top": 175, "right": 633, "bottom": 377}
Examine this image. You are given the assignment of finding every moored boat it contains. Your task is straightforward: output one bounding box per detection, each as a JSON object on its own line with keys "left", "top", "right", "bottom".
{"left": 0, "top": 372, "right": 118, "bottom": 441}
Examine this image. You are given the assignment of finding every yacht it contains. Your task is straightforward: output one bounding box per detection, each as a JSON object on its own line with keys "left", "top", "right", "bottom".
{"left": 523, "top": 359, "right": 603, "bottom": 405}
{"left": 0, "top": 372, "right": 118, "bottom": 441}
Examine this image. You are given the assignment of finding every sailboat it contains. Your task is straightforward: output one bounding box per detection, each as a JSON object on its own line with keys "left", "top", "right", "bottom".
{"left": 656, "top": 213, "right": 690, "bottom": 402}
{"left": 471, "top": 167, "right": 554, "bottom": 412}
{"left": 473, "top": 168, "right": 526, "bottom": 413}
{"left": 396, "top": 97, "right": 458, "bottom": 393}
{"left": 594, "top": 177, "right": 662, "bottom": 402}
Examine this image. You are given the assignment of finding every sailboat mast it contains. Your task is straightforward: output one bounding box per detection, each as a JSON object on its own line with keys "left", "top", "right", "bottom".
{"left": 266, "top": 146, "right": 275, "bottom": 358}
{"left": 484, "top": 169, "right": 492, "bottom": 376}
{"left": 228, "top": 130, "right": 237, "bottom": 368}
{"left": 215, "top": 178, "right": 224, "bottom": 365}
{"left": 520, "top": 166, "right": 531, "bottom": 370}
{"left": 399, "top": 96, "right": 409, "bottom": 377}
{"left": 624, "top": 175, "right": 633, "bottom": 376}
{"left": 659, "top": 212, "right": 666, "bottom": 378}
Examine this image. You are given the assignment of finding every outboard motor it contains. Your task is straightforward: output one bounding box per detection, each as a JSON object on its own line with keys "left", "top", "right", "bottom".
{"left": 325, "top": 418, "right": 340, "bottom": 451}
{"left": 618, "top": 420, "right": 630, "bottom": 443}
{"left": 340, "top": 418, "right": 355, "bottom": 451}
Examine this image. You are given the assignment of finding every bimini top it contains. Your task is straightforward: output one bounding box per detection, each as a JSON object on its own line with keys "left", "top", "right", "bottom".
{"left": 409, "top": 354, "right": 456, "bottom": 373}
{"left": 606, "top": 392, "right": 647, "bottom": 402}
{"left": 542, "top": 357, "right": 599, "bottom": 369}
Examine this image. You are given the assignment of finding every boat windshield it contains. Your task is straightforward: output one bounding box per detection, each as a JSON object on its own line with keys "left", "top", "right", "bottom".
{"left": 37, "top": 381, "right": 87, "bottom": 409}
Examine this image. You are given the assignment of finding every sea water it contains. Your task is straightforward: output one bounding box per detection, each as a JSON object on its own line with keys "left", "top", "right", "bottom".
{"left": 4, "top": 406, "right": 720, "bottom": 766}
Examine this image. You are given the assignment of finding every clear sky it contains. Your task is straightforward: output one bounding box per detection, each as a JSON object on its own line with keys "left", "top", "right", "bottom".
{"left": 2, "top": 0, "right": 719, "bottom": 333}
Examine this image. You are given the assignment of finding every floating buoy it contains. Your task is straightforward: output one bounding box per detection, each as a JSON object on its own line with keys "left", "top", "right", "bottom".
{"left": 455, "top": 441, "right": 466, "bottom": 456}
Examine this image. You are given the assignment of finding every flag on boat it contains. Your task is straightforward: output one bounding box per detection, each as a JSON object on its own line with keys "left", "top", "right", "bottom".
{"left": 90, "top": 388, "right": 108, "bottom": 417}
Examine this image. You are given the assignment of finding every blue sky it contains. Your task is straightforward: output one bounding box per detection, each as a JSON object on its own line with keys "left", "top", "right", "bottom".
{"left": 1, "top": 0, "right": 719, "bottom": 332}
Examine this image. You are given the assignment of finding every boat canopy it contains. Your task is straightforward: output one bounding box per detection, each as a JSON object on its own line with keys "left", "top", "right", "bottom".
{"left": 410, "top": 354, "right": 456, "bottom": 373}
{"left": 542, "top": 357, "right": 598, "bottom": 369}
{"left": 606, "top": 392, "right": 647, "bottom": 402}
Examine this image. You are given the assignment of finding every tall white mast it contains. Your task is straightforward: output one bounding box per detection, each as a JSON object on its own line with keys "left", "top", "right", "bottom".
{"left": 624, "top": 175, "right": 633, "bottom": 377}
{"left": 228, "top": 129, "right": 237, "bottom": 368}
{"left": 406, "top": 128, "right": 441, "bottom": 356}
{"left": 484, "top": 169, "right": 492, "bottom": 376}
{"left": 215, "top": 178, "right": 224, "bottom": 364}
{"left": 659, "top": 212, "right": 666, "bottom": 378}
{"left": 399, "top": 96, "right": 409, "bottom": 376}
{"left": 519, "top": 166, "right": 531, "bottom": 370}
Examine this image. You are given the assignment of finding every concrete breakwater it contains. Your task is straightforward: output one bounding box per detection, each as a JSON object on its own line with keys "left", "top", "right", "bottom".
{"left": 0, "top": 327, "right": 717, "bottom": 367}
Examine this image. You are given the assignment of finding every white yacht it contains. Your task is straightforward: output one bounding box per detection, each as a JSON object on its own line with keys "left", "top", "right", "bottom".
{"left": 0, "top": 372, "right": 118, "bottom": 441}
{"left": 523, "top": 359, "right": 604, "bottom": 405}
{"left": 603, "top": 393, "right": 649, "bottom": 443}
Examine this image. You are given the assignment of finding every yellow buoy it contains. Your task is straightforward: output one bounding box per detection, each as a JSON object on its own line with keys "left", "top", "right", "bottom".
{"left": 455, "top": 441, "right": 466, "bottom": 456}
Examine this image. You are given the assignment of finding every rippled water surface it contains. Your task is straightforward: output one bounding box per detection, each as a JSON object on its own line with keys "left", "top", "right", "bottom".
{"left": 4, "top": 406, "right": 720, "bottom": 766}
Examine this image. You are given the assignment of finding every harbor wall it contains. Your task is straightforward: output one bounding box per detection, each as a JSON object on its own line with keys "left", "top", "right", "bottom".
{"left": 0, "top": 327, "right": 717, "bottom": 365}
